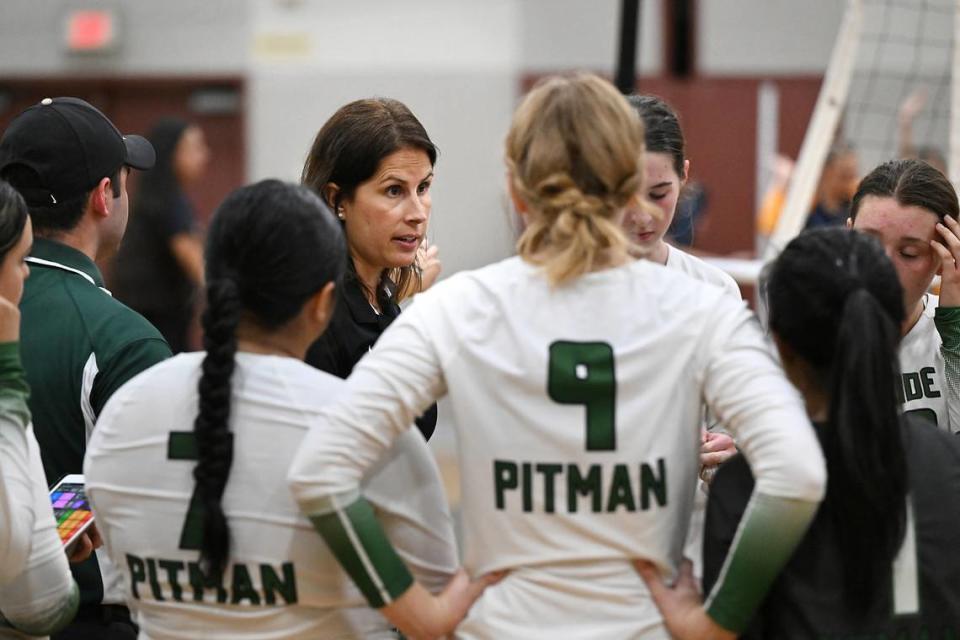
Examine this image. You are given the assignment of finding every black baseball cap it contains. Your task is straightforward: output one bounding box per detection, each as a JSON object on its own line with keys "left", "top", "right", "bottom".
{"left": 0, "top": 97, "right": 155, "bottom": 206}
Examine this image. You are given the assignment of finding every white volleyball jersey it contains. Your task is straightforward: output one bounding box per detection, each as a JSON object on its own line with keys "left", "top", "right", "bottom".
{"left": 665, "top": 246, "right": 741, "bottom": 299}
{"left": 289, "top": 256, "right": 825, "bottom": 638}
{"left": 0, "top": 425, "right": 75, "bottom": 640}
{"left": 663, "top": 246, "right": 743, "bottom": 582}
{"left": 898, "top": 294, "right": 960, "bottom": 433}
{"left": 85, "top": 352, "right": 457, "bottom": 640}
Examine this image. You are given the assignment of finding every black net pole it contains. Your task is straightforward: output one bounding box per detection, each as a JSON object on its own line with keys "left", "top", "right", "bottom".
{"left": 615, "top": 0, "right": 641, "bottom": 94}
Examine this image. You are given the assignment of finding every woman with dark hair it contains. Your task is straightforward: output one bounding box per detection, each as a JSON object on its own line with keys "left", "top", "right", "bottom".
{"left": 640, "top": 227, "right": 960, "bottom": 636}
{"left": 301, "top": 98, "right": 442, "bottom": 440}
{"left": 848, "top": 158, "right": 960, "bottom": 433}
{"left": 624, "top": 94, "right": 740, "bottom": 297}
{"left": 112, "top": 118, "right": 209, "bottom": 353}
{"left": 0, "top": 180, "right": 87, "bottom": 636}
{"left": 85, "top": 180, "right": 457, "bottom": 638}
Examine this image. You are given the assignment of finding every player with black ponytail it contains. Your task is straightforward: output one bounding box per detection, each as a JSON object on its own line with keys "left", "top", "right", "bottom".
{"left": 86, "top": 179, "right": 458, "bottom": 638}
{"left": 686, "top": 228, "right": 960, "bottom": 637}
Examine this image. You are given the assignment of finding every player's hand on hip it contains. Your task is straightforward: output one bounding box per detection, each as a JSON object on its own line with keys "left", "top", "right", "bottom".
{"left": 382, "top": 568, "right": 506, "bottom": 640}
{"left": 933, "top": 215, "right": 960, "bottom": 307}
{"left": 435, "top": 568, "right": 506, "bottom": 631}
{"left": 417, "top": 241, "right": 442, "bottom": 292}
{"left": 634, "top": 559, "right": 737, "bottom": 640}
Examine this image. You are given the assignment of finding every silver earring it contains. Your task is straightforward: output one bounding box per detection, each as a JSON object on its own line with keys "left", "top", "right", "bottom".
{"left": 337, "top": 207, "right": 345, "bottom": 220}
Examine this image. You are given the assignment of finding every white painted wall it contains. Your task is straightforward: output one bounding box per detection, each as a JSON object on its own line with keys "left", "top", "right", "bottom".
{"left": 698, "top": 0, "right": 844, "bottom": 75}
{"left": 247, "top": 0, "right": 524, "bottom": 274}
{"left": 0, "top": 0, "right": 247, "bottom": 75}
{"left": 0, "top": 0, "right": 850, "bottom": 279}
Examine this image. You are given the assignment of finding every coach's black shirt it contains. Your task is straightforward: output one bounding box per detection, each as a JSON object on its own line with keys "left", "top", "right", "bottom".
{"left": 305, "top": 273, "right": 438, "bottom": 440}
{"left": 704, "top": 415, "right": 960, "bottom": 638}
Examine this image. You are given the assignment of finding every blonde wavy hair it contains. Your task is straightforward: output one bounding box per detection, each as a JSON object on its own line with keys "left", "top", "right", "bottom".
{"left": 507, "top": 73, "right": 645, "bottom": 285}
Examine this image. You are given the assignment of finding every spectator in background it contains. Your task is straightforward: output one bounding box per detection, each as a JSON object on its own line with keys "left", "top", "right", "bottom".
{"left": 665, "top": 181, "right": 708, "bottom": 248}
{"left": 898, "top": 88, "right": 948, "bottom": 175}
{"left": 757, "top": 143, "right": 859, "bottom": 238}
{"left": 803, "top": 143, "right": 859, "bottom": 229}
{"left": 112, "top": 118, "right": 209, "bottom": 353}
{"left": 0, "top": 97, "right": 167, "bottom": 640}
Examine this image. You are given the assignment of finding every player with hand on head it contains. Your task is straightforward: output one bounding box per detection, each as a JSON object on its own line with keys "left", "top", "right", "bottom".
{"left": 289, "top": 73, "right": 825, "bottom": 639}
{"left": 640, "top": 228, "right": 960, "bottom": 637}
{"left": 85, "top": 180, "right": 457, "bottom": 639}
{"left": 848, "top": 158, "right": 960, "bottom": 432}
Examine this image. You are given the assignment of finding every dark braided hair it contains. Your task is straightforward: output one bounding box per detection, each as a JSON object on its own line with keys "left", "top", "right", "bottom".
{"left": 194, "top": 179, "right": 346, "bottom": 579}
{"left": 765, "top": 227, "right": 907, "bottom": 613}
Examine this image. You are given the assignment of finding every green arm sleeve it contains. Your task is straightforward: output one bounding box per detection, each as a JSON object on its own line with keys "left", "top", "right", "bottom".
{"left": 704, "top": 492, "right": 819, "bottom": 633}
{"left": 0, "top": 341, "right": 30, "bottom": 424}
{"left": 935, "top": 306, "right": 960, "bottom": 433}
{"left": 303, "top": 490, "right": 414, "bottom": 608}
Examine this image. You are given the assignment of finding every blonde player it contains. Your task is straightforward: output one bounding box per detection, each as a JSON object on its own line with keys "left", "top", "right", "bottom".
{"left": 288, "top": 74, "right": 826, "bottom": 639}
{"left": 848, "top": 158, "right": 960, "bottom": 432}
{"left": 85, "top": 181, "right": 457, "bottom": 639}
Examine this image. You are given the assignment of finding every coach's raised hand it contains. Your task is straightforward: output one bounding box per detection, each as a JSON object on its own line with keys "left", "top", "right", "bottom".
{"left": 417, "top": 240, "right": 442, "bottom": 292}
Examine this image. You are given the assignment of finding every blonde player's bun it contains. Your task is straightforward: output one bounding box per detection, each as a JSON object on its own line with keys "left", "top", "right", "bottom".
{"left": 507, "top": 73, "right": 644, "bottom": 285}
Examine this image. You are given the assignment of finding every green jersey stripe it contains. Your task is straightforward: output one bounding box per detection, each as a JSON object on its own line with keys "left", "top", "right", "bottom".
{"left": 307, "top": 494, "right": 413, "bottom": 609}
{"left": 705, "top": 492, "right": 818, "bottom": 633}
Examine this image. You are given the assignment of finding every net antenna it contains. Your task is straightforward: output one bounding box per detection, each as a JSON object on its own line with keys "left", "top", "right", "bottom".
{"left": 762, "top": 0, "right": 960, "bottom": 263}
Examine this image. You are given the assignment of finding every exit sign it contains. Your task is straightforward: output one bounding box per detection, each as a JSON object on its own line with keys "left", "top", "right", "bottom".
{"left": 65, "top": 10, "right": 118, "bottom": 53}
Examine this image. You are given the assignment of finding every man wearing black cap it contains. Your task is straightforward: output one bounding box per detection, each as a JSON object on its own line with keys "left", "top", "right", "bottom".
{"left": 0, "top": 97, "right": 172, "bottom": 639}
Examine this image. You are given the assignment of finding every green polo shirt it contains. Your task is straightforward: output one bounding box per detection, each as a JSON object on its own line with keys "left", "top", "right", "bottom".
{"left": 21, "top": 237, "right": 172, "bottom": 605}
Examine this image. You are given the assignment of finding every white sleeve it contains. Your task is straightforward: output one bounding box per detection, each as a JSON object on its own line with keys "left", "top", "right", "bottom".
{"left": 362, "top": 429, "right": 459, "bottom": 594}
{"left": 0, "top": 429, "right": 78, "bottom": 636}
{"left": 698, "top": 299, "right": 826, "bottom": 502}
{"left": 289, "top": 296, "right": 452, "bottom": 608}
{"left": 0, "top": 413, "right": 35, "bottom": 582}
{"left": 289, "top": 296, "right": 447, "bottom": 512}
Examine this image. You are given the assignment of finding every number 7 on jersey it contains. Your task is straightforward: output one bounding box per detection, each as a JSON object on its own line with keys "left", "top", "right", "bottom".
{"left": 547, "top": 341, "right": 617, "bottom": 451}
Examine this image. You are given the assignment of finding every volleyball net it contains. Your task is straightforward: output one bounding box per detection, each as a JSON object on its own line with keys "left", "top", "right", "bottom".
{"left": 727, "top": 0, "right": 960, "bottom": 281}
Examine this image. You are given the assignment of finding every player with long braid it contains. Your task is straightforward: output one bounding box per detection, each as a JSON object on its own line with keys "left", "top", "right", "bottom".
{"left": 289, "top": 73, "right": 825, "bottom": 639}
{"left": 86, "top": 180, "right": 457, "bottom": 638}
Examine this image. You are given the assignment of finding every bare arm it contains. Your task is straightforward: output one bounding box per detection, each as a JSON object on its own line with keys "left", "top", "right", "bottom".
{"left": 169, "top": 233, "right": 205, "bottom": 287}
